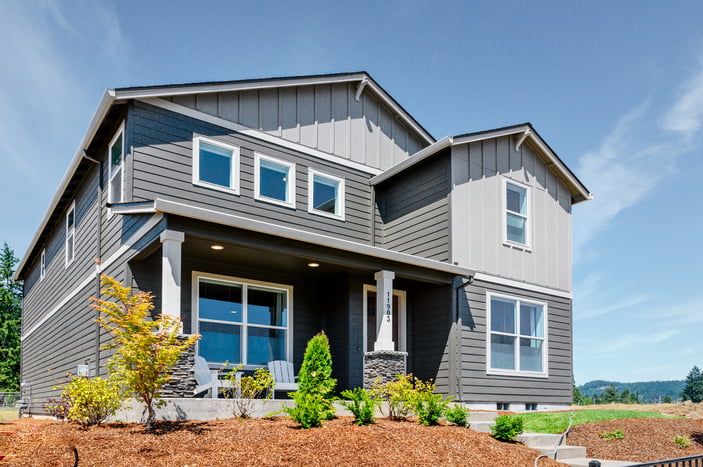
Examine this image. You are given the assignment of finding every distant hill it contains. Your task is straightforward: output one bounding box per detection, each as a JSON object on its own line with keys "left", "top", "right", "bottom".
{"left": 578, "top": 380, "right": 685, "bottom": 404}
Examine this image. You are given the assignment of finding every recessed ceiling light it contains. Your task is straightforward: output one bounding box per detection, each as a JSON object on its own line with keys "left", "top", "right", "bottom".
{"left": 307, "top": 262, "right": 320, "bottom": 268}
{"left": 210, "top": 244, "right": 224, "bottom": 251}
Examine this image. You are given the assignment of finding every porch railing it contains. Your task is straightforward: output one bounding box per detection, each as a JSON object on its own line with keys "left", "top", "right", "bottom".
{"left": 0, "top": 392, "right": 20, "bottom": 408}
{"left": 629, "top": 454, "right": 703, "bottom": 467}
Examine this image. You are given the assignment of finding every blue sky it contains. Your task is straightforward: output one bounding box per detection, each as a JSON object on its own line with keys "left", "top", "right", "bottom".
{"left": 1, "top": 1, "right": 702, "bottom": 384}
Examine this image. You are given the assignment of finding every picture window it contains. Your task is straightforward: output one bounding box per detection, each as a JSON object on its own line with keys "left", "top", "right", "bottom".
{"left": 308, "top": 169, "right": 344, "bottom": 219}
{"left": 193, "top": 137, "right": 240, "bottom": 194}
{"left": 255, "top": 153, "right": 295, "bottom": 208}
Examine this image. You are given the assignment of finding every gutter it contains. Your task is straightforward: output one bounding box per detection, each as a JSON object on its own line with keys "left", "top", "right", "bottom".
{"left": 369, "top": 136, "right": 453, "bottom": 185}
{"left": 14, "top": 89, "right": 116, "bottom": 281}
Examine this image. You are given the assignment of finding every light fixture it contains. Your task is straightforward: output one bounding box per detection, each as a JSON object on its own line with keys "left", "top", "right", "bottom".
{"left": 210, "top": 244, "right": 224, "bottom": 251}
{"left": 307, "top": 262, "right": 320, "bottom": 268}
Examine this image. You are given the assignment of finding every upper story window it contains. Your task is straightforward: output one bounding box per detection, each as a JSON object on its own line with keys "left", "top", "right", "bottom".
{"left": 488, "top": 293, "right": 547, "bottom": 377}
{"left": 193, "top": 136, "right": 240, "bottom": 194}
{"left": 65, "top": 202, "right": 76, "bottom": 267}
{"left": 255, "top": 153, "right": 295, "bottom": 208}
{"left": 308, "top": 169, "right": 344, "bottom": 219}
{"left": 505, "top": 179, "right": 530, "bottom": 247}
{"left": 40, "top": 249, "right": 46, "bottom": 281}
{"left": 108, "top": 123, "right": 125, "bottom": 204}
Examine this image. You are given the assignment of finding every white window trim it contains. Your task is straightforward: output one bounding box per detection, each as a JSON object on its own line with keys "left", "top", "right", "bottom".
{"left": 502, "top": 177, "right": 533, "bottom": 251}
{"left": 362, "top": 284, "right": 407, "bottom": 353}
{"left": 108, "top": 122, "right": 125, "bottom": 204}
{"left": 486, "top": 291, "right": 548, "bottom": 378}
{"left": 191, "top": 271, "right": 293, "bottom": 369}
{"left": 65, "top": 201, "right": 76, "bottom": 268}
{"left": 307, "top": 168, "right": 345, "bottom": 220}
{"left": 40, "top": 249, "right": 46, "bottom": 281}
{"left": 192, "top": 136, "right": 241, "bottom": 195}
{"left": 254, "top": 152, "right": 296, "bottom": 209}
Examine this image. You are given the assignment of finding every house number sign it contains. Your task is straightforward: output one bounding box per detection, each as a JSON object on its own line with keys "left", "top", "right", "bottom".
{"left": 385, "top": 291, "right": 392, "bottom": 322}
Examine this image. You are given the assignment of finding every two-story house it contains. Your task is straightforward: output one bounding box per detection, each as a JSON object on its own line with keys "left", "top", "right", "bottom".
{"left": 15, "top": 72, "right": 591, "bottom": 414}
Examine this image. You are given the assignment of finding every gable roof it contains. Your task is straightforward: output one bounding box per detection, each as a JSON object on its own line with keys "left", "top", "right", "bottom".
{"left": 370, "top": 123, "right": 593, "bottom": 204}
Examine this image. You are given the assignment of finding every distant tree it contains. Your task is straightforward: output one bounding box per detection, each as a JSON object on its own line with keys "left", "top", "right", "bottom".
{"left": 0, "top": 243, "right": 21, "bottom": 391}
{"left": 681, "top": 366, "right": 703, "bottom": 403}
{"left": 582, "top": 396, "right": 593, "bottom": 405}
{"left": 593, "top": 393, "right": 601, "bottom": 405}
{"left": 601, "top": 385, "right": 620, "bottom": 404}
{"left": 620, "top": 389, "right": 630, "bottom": 403}
{"left": 664, "top": 396, "right": 672, "bottom": 403}
{"left": 573, "top": 384, "right": 583, "bottom": 405}
{"left": 629, "top": 392, "right": 639, "bottom": 404}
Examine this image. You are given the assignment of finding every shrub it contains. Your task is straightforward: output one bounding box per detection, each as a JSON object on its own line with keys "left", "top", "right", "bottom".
{"left": 673, "top": 435, "right": 691, "bottom": 448}
{"left": 599, "top": 429, "right": 625, "bottom": 441}
{"left": 55, "top": 376, "right": 123, "bottom": 427}
{"left": 340, "top": 388, "right": 378, "bottom": 425}
{"left": 415, "top": 392, "right": 451, "bottom": 426}
{"left": 491, "top": 415, "right": 524, "bottom": 441}
{"left": 285, "top": 392, "right": 327, "bottom": 429}
{"left": 223, "top": 365, "right": 275, "bottom": 418}
{"left": 45, "top": 395, "right": 71, "bottom": 421}
{"left": 445, "top": 404, "right": 470, "bottom": 427}
{"left": 371, "top": 374, "right": 434, "bottom": 421}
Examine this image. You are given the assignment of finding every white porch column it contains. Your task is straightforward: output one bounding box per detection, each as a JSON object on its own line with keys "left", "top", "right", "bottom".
{"left": 160, "top": 230, "right": 185, "bottom": 320}
{"left": 374, "top": 270, "right": 395, "bottom": 351}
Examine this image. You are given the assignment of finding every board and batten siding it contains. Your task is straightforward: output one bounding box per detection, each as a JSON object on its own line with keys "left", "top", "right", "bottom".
{"left": 168, "top": 82, "right": 425, "bottom": 171}
{"left": 130, "top": 100, "right": 374, "bottom": 245}
{"left": 377, "top": 150, "right": 451, "bottom": 262}
{"left": 458, "top": 278, "right": 573, "bottom": 405}
{"left": 450, "top": 136, "right": 573, "bottom": 292}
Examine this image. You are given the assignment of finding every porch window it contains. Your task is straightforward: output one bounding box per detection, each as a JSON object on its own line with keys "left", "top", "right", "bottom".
{"left": 255, "top": 153, "right": 295, "bottom": 208}
{"left": 488, "top": 294, "right": 547, "bottom": 376}
{"left": 196, "top": 275, "right": 290, "bottom": 367}
{"left": 505, "top": 180, "right": 530, "bottom": 247}
{"left": 192, "top": 136, "right": 240, "bottom": 194}
{"left": 108, "top": 123, "right": 125, "bottom": 204}
{"left": 308, "top": 169, "right": 344, "bottom": 219}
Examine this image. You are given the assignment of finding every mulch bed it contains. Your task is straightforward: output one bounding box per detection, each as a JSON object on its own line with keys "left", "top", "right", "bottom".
{"left": 568, "top": 418, "right": 703, "bottom": 463}
{"left": 0, "top": 416, "right": 566, "bottom": 466}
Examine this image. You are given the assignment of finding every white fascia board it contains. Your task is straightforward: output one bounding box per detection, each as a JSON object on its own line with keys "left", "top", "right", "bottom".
{"left": 15, "top": 89, "right": 116, "bottom": 281}
{"left": 473, "top": 272, "right": 572, "bottom": 299}
{"left": 117, "top": 198, "right": 474, "bottom": 277}
{"left": 370, "top": 136, "right": 453, "bottom": 185}
{"left": 140, "top": 97, "right": 383, "bottom": 177}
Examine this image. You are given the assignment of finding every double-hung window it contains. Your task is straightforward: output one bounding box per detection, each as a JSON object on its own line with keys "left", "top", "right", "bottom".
{"left": 65, "top": 202, "right": 75, "bottom": 267}
{"left": 40, "top": 249, "right": 46, "bottom": 281}
{"left": 108, "top": 124, "right": 125, "bottom": 204}
{"left": 255, "top": 153, "right": 295, "bottom": 208}
{"left": 195, "top": 274, "right": 291, "bottom": 367}
{"left": 488, "top": 293, "right": 547, "bottom": 376}
{"left": 308, "top": 169, "right": 344, "bottom": 219}
{"left": 192, "top": 136, "right": 240, "bottom": 194}
{"left": 505, "top": 180, "right": 530, "bottom": 247}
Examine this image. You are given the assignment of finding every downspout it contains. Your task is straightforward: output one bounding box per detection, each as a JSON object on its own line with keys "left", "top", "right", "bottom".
{"left": 454, "top": 277, "right": 473, "bottom": 402}
{"left": 82, "top": 151, "right": 102, "bottom": 377}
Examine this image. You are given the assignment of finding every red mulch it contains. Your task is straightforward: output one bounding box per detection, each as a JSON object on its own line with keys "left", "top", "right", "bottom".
{"left": 0, "top": 417, "right": 566, "bottom": 466}
{"left": 568, "top": 418, "right": 703, "bottom": 463}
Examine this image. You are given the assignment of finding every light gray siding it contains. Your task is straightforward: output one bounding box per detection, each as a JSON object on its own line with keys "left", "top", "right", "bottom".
{"left": 458, "top": 278, "right": 572, "bottom": 404}
{"left": 168, "top": 82, "right": 425, "bottom": 171}
{"left": 130, "top": 101, "right": 374, "bottom": 245}
{"left": 450, "top": 136, "right": 573, "bottom": 292}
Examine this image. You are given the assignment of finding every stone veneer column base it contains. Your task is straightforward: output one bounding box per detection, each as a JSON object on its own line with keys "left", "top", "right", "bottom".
{"left": 160, "top": 335, "right": 197, "bottom": 398}
{"left": 363, "top": 350, "right": 408, "bottom": 388}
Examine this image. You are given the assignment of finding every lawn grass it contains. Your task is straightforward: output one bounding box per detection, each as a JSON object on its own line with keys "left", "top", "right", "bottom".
{"left": 508, "top": 410, "right": 673, "bottom": 434}
{"left": 0, "top": 408, "right": 17, "bottom": 421}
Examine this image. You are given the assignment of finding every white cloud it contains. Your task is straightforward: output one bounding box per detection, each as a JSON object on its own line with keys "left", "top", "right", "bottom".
{"left": 575, "top": 293, "right": 649, "bottom": 321}
{"left": 581, "top": 329, "right": 678, "bottom": 357}
{"left": 661, "top": 58, "right": 703, "bottom": 137}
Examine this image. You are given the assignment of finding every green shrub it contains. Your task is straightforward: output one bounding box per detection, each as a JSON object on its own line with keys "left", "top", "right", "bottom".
{"left": 445, "top": 405, "right": 470, "bottom": 427}
{"left": 284, "top": 392, "right": 327, "bottom": 428}
{"left": 491, "top": 415, "right": 524, "bottom": 441}
{"left": 371, "top": 374, "right": 434, "bottom": 421}
{"left": 223, "top": 365, "right": 275, "bottom": 418}
{"left": 672, "top": 435, "right": 691, "bottom": 448}
{"left": 340, "top": 388, "right": 378, "bottom": 425}
{"left": 45, "top": 395, "right": 71, "bottom": 421}
{"left": 415, "top": 392, "right": 450, "bottom": 426}
{"left": 55, "top": 376, "right": 123, "bottom": 427}
{"left": 599, "top": 429, "right": 625, "bottom": 441}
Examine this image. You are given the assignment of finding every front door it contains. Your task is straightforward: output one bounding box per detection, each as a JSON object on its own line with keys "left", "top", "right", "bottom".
{"left": 363, "top": 285, "right": 406, "bottom": 352}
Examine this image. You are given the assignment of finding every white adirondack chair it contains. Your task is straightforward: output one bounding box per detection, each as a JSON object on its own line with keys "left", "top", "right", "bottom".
{"left": 268, "top": 360, "right": 298, "bottom": 393}
{"left": 193, "top": 356, "right": 237, "bottom": 398}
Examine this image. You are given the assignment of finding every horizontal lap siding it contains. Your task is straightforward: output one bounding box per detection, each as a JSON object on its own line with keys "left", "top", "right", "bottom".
{"left": 131, "top": 101, "right": 373, "bottom": 245}
{"left": 459, "top": 279, "right": 573, "bottom": 404}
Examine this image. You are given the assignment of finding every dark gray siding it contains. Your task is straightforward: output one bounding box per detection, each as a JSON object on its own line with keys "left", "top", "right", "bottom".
{"left": 458, "top": 278, "right": 573, "bottom": 404}
{"left": 130, "top": 101, "right": 374, "bottom": 245}
{"left": 376, "top": 150, "right": 451, "bottom": 262}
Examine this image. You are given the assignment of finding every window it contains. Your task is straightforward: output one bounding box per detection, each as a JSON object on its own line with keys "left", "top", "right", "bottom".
{"left": 505, "top": 180, "right": 529, "bottom": 247}
{"left": 254, "top": 153, "right": 295, "bottom": 208}
{"left": 195, "top": 274, "right": 291, "bottom": 367}
{"left": 192, "top": 136, "right": 240, "bottom": 194}
{"left": 108, "top": 124, "right": 125, "bottom": 204}
{"left": 488, "top": 293, "right": 547, "bottom": 376}
{"left": 40, "top": 249, "right": 46, "bottom": 280}
{"left": 308, "top": 169, "right": 344, "bottom": 219}
{"left": 497, "top": 402, "right": 511, "bottom": 411}
{"left": 65, "top": 202, "right": 75, "bottom": 266}
{"left": 526, "top": 403, "right": 538, "bottom": 411}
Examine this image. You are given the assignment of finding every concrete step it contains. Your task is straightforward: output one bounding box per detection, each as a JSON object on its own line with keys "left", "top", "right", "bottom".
{"left": 545, "top": 445, "right": 587, "bottom": 460}
{"left": 518, "top": 432, "right": 565, "bottom": 448}
{"left": 560, "top": 458, "right": 636, "bottom": 467}
{"left": 468, "top": 411, "right": 499, "bottom": 422}
{"left": 469, "top": 421, "right": 494, "bottom": 433}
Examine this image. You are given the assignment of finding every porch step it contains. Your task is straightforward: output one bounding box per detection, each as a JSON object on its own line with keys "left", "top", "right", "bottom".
{"left": 517, "top": 432, "right": 565, "bottom": 448}
{"left": 468, "top": 411, "right": 499, "bottom": 422}
{"left": 469, "top": 421, "right": 494, "bottom": 433}
{"left": 560, "top": 458, "right": 636, "bottom": 467}
{"left": 538, "top": 445, "right": 587, "bottom": 460}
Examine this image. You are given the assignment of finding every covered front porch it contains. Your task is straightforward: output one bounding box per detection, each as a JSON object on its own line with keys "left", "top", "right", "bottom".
{"left": 126, "top": 214, "right": 469, "bottom": 395}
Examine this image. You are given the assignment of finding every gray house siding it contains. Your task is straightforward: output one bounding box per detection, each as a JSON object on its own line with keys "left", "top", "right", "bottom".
{"left": 130, "top": 101, "right": 374, "bottom": 246}
{"left": 168, "top": 82, "right": 425, "bottom": 171}
{"left": 458, "top": 278, "right": 573, "bottom": 405}
{"left": 376, "top": 150, "right": 451, "bottom": 262}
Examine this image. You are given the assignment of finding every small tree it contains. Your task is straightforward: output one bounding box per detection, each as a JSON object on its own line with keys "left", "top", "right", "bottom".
{"left": 681, "top": 366, "right": 703, "bottom": 403}
{"left": 601, "top": 385, "right": 620, "bottom": 404}
{"left": 94, "top": 275, "right": 199, "bottom": 432}
{"left": 664, "top": 395, "right": 673, "bottom": 403}
{"left": 0, "top": 243, "right": 21, "bottom": 392}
